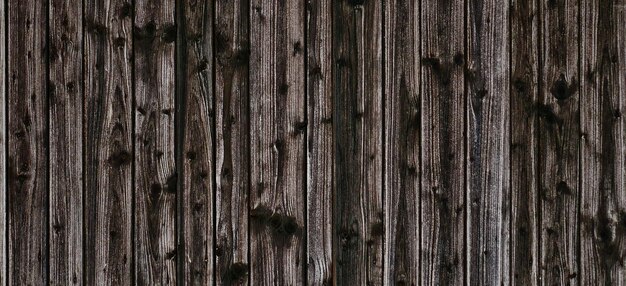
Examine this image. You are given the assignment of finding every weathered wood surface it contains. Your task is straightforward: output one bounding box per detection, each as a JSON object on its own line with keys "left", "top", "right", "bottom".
{"left": 3, "top": 0, "right": 626, "bottom": 284}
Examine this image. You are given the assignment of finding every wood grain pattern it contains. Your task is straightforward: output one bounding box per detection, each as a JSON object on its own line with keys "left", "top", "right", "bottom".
{"left": 0, "top": 1, "right": 6, "bottom": 284}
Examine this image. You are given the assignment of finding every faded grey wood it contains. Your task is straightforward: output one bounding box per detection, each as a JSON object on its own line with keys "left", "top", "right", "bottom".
{"left": 466, "top": 0, "right": 511, "bottom": 284}
{"left": 249, "top": 0, "right": 306, "bottom": 284}
{"left": 306, "top": 0, "right": 333, "bottom": 283}
{"left": 133, "top": 0, "right": 177, "bottom": 284}
{"left": 7, "top": 0, "right": 48, "bottom": 284}
{"left": 580, "top": 0, "right": 626, "bottom": 284}
{"left": 214, "top": 0, "right": 249, "bottom": 284}
{"left": 49, "top": 0, "right": 83, "bottom": 283}
{"left": 383, "top": 0, "right": 420, "bottom": 284}
{"left": 510, "top": 0, "right": 539, "bottom": 283}
{"left": 333, "top": 0, "right": 383, "bottom": 284}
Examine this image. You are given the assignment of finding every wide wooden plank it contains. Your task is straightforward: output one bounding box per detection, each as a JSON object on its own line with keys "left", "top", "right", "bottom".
{"left": 133, "top": 0, "right": 177, "bottom": 284}
{"left": 580, "top": 0, "right": 626, "bottom": 284}
{"left": 510, "top": 0, "right": 539, "bottom": 283}
{"left": 84, "top": 0, "right": 134, "bottom": 284}
{"left": 7, "top": 0, "right": 48, "bottom": 284}
{"left": 466, "top": 0, "right": 510, "bottom": 284}
{"left": 48, "top": 0, "right": 83, "bottom": 283}
{"left": 306, "top": 0, "right": 333, "bottom": 284}
{"left": 333, "top": 0, "right": 383, "bottom": 284}
{"left": 417, "top": 0, "right": 465, "bottom": 284}
{"left": 249, "top": 0, "right": 306, "bottom": 284}
{"left": 383, "top": 0, "right": 420, "bottom": 284}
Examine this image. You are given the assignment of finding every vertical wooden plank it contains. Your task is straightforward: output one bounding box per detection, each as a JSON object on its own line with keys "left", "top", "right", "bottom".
{"left": 539, "top": 0, "right": 580, "bottom": 283}
{"left": 133, "top": 0, "right": 176, "bottom": 284}
{"left": 417, "top": 0, "right": 465, "bottom": 284}
{"left": 383, "top": 0, "right": 420, "bottom": 285}
{"left": 249, "top": 0, "right": 305, "bottom": 284}
{"left": 0, "top": 0, "right": 6, "bottom": 284}
{"left": 580, "top": 0, "right": 626, "bottom": 284}
{"left": 306, "top": 0, "right": 333, "bottom": 283}
{"left": 7, "top": 0, "right": 48, "bottom": 284}
{"left": 49, "top": 0, "right": 82, "bottom": 283}
{"left": 180, "top": 0, "right": 214, "bottom": 284}
{"left": 510, "top": 0, "right": 539, "bottom": 283}
{"left": 466, "top": 0, "right": 510, "bottom": 283}
{"left": 333, "top": 0, "right": 383, "bottom": 284}
{"left": 84, "top": 0, "right": 134, "bottom": 284}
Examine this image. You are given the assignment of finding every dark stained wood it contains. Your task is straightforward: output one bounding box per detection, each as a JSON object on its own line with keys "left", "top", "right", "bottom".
{"left": 84, "top": 0, "right": 134, "bottom": 284}
{"left": 249, "top": 0, "right": 306, "bottom": 284}
{"left": 306, "top": 0, "right": 333, "bottom": 283}
{"left": 133, "top": 0, "right": 177, "bottom": 284}
{"left": 510, "top": 0, "right": 539, "bottom": 283}
{"left": 580, "top": 0, "right": 626, "bottom": 283}
{"left": 539, "top": 0, "right": 580, "bottom": 283}
{"left": 418, "top": 0, "right": 465, "bottom": 284}
{"left": 7, "top": 0, "right": 48, "bottom": 284}
{"left": 179, "top": 0, "right": 215, "bottom": 284}
{"left": 214, "top": 0, "right": 249, "bottom": 284}
{"left": 466, "top": 0, "right": 511, "bottom": 284}
{"left": 333, "top": 0, "right": 383, "bottom": 284}
{"left": 0, "top": 0, "right": 6, "bottom": 284}
{"left": 48, "top": 0, "right": 83, "bottom": 284}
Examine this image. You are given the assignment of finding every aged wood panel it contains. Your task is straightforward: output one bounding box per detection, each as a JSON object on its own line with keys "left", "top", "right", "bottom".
{"left": 48, "top": 0, "right": 83, "bottom": 284}
{"left": 539, "top": 0, "right": 580, "bottom": 283}
{"left": 179, "top": 0, "right": 215, "bottom": 284}
{"left": 7, "top": 0, "right": 48, "bottom": 284}
{"left": 214, "top": 0, "right": 249, "bottom": 284}
{"left": 333, "top": 0, "right": 383, "bottom": 284}
{"left": 133, "top": 0, "right": 177, "bottom": 284}
{"left": 510, "top": 0, "right": 539, "bottom": 283}
{"left": 249, "top": 0, "right": 306, "bottom": 284}
{"left": 306, "top": 0, "right": 333, "bottom": 283}
{"left": 466, "top": 0, "right": 511, "bottom": 284}
{"left": 418, "top": 0, "right": 465, "bottom": 284}
{"left": 0, "top": 0, "right": 5, "bottom": 284}
{"left": 580, "top": 0, "right": 626, "bottom": 284}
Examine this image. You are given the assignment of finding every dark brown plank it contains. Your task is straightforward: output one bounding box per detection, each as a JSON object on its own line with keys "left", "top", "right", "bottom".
{"left": 249, "top": 0, "right": 306, "bottom": 284}
{"left": 7, "top": 0, "right": 48, "bottom": 284}
{"left": 539, "top": 0, "right": 580, "bottom": 283}
{"left": 84, "top": 0, "right": 134, "bottom": 284}
{"left": 333, "top": 0, "right": 383, "bottom": 284}
{"left": 580, "top": 0, "right": 626, "bottom": 283}
{"left": 306, "top": 0, "right": 333, "bottom": 283}
{"left": 466, "top": 0, "right": 510, "bottom": 284}
{"left": 214, "top": 0, "right": 250, "bottom": 284}
{"left": 510, "top": 0, "right": 539, "bottom": 283}
{"left": 49, "top": 0, "right": 83, "bottom": 283}
{"left": 133, "top": 0, "right": 177, "bottom": 284}
{"left": 0, "top": 0, "right": 6, "bottom": 284}
{"left": 417, "top": 0, "right": 465, "bottom": 284}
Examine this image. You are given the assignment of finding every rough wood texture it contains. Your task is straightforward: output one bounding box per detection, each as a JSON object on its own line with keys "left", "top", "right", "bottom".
{"left": 133, "top": 0, "right": 177, "bottom": 284}
{"left": 466, "top": 0, "right": 510, "bottom": 284}
{"left": 7, "top": 0, "right": 48, "bottom": 284}
{"left": 510, "top": 0, "right": 539, "bottom": 283}
{"left": 249, "top": 0, "right": 306, "bottom": 284}
{"left": 0, "top": 1, "right": 6, "bottom": 284}
{"left": 333, "top": 0, "right": 383, "bottom": 284}
{"left": 580, "top": 0, "right": 626, "bottom": 284}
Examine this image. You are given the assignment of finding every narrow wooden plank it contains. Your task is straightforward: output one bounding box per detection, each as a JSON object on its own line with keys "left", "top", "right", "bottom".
{"left": 0, "top": 0, "right": 6, "bottom": 284}
{"left": 7, "top": 0, "right": 48, "bottom": 284}
{"left": 580, "top": 0, "right": 626, "bottom": 284}
{"left": 84, "top": 0, "right": 134, "bottom": 284}
{"left": 417, "top": 0, "right": 465, "bottom": 284}
{"left": 214, "top": 0, "right": 249, "bottom": 284}
{"left": 49, "top": 0, "right": 83, "bottom": 283}
{"left": 306, "top": 0, "right": 333, "bottom": 283}
{"left": 510, "top": 0, "right": 539, "bottom": 283}
{"left": 539, "top": 0, "right": 580, "bottom": 283}
{"left": 249, "top": 0, "right": 306, "bottom": 283}
{"left": 383, "top": 0, "right": 420, "bottom": 284}
{"left": 333, "top": 0, "right": 383, "bottom": 284}
{"left": 179, "top": 0, "right": 214, "bottom": 284}
{"left": 133, "top": 0, "right": 177, "bottom": 284}
{"left": 466, "top": 0, "right": 511, "bottom": 284}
